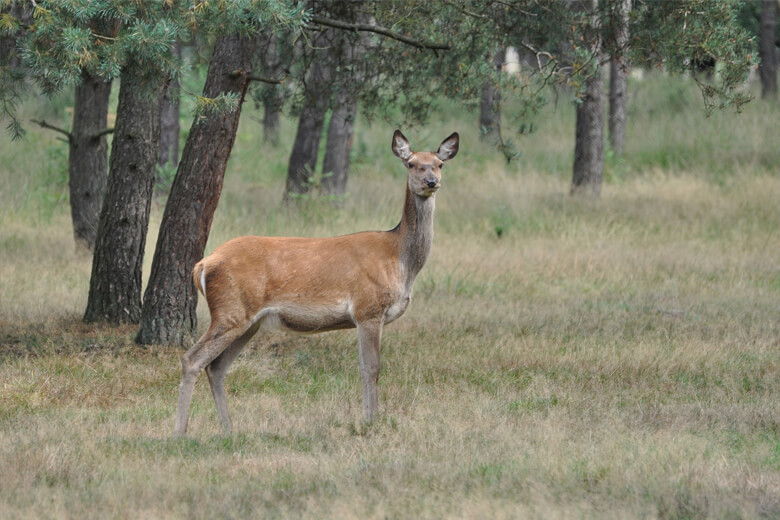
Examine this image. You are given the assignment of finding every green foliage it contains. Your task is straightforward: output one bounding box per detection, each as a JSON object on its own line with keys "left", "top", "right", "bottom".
{"left": 631, "top": 0, "right": 758, "bottom": 113}
{"left": 0, "top": 0, "right": 308, "bottom": 136}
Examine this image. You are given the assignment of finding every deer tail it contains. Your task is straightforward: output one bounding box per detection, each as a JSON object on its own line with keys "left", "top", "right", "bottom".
{"left": 193, "top": 261, "right": 207, "bottom": 301}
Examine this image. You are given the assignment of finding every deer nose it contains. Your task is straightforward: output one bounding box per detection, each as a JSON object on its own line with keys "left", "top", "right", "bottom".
{"left": 425, "top": 179, "right": 438, "bottom": 189}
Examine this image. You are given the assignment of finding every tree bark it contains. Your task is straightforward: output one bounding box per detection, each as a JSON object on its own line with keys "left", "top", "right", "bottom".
{"left": 0, "top": 2, "right": 31, "bottom": 69}
{"left": 608, "top": 57, "right": 627, "bottom": 156}
{"left": 571, "top": 65, "right": 605, "bottom": 196}
{"left": 69, "top": 71, "right": 112, "bottom": 251}
{"left": 259, "top": 34, "right": 284, "bottom": 146}
{"left": 262, "top": 91, "right": 282, "bottom": 145}
{"left": 608, "top": 0, "right": 630, "bottom": 156}
{"left": 284, "top": 32, "right": 334, "bottom": 201}
{"left": 158, "top": 42, "right": 181, "bottom": 171}
{"left": 571, "top": 0, "right": 604, "bottom": 197}
{"left": 84, "top": 74, "right": 164, "bottom": 325}
{"left": 320, "top": 92, "right": 357, "bottom": 198}
{"left": 321, "top": 26, "right": 368, "bottom": 199}
{"left": 136, "top": 35, "right": 256, "bottom": 346}
{"left": 759, "top": 0, "right": 777, "bottom": 99}
{"left": 479, "top": 49, "right": 504, "bottom": 143}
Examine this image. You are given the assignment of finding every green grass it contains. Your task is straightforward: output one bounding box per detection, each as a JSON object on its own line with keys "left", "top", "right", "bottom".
{"left": 0, "top": 74, "right": 778, "bottom": 518}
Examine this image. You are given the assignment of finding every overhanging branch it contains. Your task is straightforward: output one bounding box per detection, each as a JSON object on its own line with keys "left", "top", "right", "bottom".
{"left": 309, "top": 15, "right": 450, "bottom": 51}
{"left": 30, "top": 119, "right": 72, "bottom": 143}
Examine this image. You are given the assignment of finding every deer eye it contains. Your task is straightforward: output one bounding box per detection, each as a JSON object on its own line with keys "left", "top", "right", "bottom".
{"left": 438, "top": 163, "right": 444, "bottom": 168}
{"left": 408, "top": 162, "right": 414, "bottom": 168}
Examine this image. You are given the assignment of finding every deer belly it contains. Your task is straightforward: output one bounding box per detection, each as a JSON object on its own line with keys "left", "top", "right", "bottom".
{"left": 256, "top": 303, "right": 355, "bottom": 334}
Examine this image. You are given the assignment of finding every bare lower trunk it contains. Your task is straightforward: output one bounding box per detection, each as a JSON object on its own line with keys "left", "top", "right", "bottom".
{"left": 759, "top": 0, "right": 777, "bottom": 99}
{"left": 158, "top": 42, "right": 181, "bottom": 172}
{"left": 262, "top": 95, "right": 282, "bottom": 145}
{"left": 608, "top": 56, "right": 627, "bottom": 156}
{"left": 259, "top": 34, "right": 284, "bottom": 145}
{"left": 571, "top": 65, "right": 605, "bottom": 197}
{"left": 478, "top": 49, "right": 504, "bottom": 143}
{"left": 137, "top": 35, "right": 256, "bottom": 346}
{"left": 608, "top": 0, "right": 630, "bottom": 156}
{"left": 84, "top": 75, "right": 164, "bottom": 324}
{"left": 284, "top": 32, "right": 334, "bottom": 201}
{"left": 69, "top": 72, "right": 111, "bottom": 251}
{"left": 285, "top": 102, "right": 328, "bottom": 200}
{"left": 320, "top": 93, "right": 357, "bottom": 198}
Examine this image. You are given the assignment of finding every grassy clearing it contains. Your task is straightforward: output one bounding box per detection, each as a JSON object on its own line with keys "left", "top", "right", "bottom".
{"left": 1, "top": 74, "right": 778, "bottom": 518}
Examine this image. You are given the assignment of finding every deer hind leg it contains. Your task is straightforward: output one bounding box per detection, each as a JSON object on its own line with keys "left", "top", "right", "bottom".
{"left": 174, "top": 323, "right": 246, "bottom": 436}
{"left": 357, "top": 320, "right": 383, "bottom": 423}
{"left": 205, "top": 323, "right": 260, "bottom": 434}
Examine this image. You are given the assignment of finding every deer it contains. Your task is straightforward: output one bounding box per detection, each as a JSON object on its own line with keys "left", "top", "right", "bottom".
{"left": 174, "top": 130, "right": 459, "bottom": 436}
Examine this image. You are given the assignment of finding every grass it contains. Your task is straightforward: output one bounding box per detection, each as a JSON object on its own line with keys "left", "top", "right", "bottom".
{"left": 0, "top": 73, "right": 778, "bottom": 518}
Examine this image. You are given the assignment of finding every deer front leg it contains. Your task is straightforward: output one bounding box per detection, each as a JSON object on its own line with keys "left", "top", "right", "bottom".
{"left": 357, "top": 320, "right": 383, "bottom": 423}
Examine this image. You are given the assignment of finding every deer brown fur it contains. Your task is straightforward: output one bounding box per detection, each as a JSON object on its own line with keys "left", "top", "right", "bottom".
{"left": 174, "top": 130, "right": 459, "bottom": 435}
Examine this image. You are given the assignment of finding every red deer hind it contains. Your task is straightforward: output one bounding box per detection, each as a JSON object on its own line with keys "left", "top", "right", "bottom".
{"left": 174, "top": 130, "right": 459, "bottom": 435}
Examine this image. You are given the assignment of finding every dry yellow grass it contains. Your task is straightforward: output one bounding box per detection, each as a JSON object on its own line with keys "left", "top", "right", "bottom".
{"left": 1, "top": 77, "right": 779, "bottom": 518}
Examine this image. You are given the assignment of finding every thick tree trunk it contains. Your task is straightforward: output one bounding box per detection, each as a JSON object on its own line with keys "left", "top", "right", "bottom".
{"left": 759, "top": 0, "right": 777, "bottom": 99}
{"left": 479, "top": 49, "right": 504, "bottom": 143}
{"left": 320, "top": 93, "right": 357, "bottom": 198}
{"left": 571, "top": 64, "right": 605, "bottom": 197}
{"left": 136, "top": 35, "right": 256, "bottom": 346}
{"left": 84, "top": 74, "right": 163, "bottom": 325}
{"left": 608, "top": 0, "right": 630, "bottom": 156}
{"left": 284, "top": 32, "right": 334, "bottom": 201}
{"left": 158, "top": 42, "right": 181, "bottom": 171}
{"left": 69, "top": 72, "right": 111, "bottom": 251}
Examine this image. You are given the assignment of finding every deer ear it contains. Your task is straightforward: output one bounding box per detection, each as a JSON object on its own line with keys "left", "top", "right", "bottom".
{"left": 436, "top": 132, "right": 459, "bottom": 161}
{"left": 392, "top": 130, "right": 412, "bottom": 161}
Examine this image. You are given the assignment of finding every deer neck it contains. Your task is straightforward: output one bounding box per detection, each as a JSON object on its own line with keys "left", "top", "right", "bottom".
{"left": 395, "top": 185, "right": 436, "bottom": 286}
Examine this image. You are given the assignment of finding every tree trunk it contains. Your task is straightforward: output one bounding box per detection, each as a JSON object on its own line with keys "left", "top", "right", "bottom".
{"left": 158, "top": 42, "right": 181, "bottom": 171}
{"left": 571, "top": 65, "right": 605, "bottom": 196}
{"left": 84, "top": 74, "right": 163, "bottom": 325}
{"left": 320, "top": 93, "right": 357, "bottom": 198}
{"left": 479, "top": 49, "right": 504, "bottom": 143}
{"left": 759, "top": 0, "right": 777, "bottom": 99}
{"left": 0, "top": 2, "right": 31, "bottom": 69}
{"left": 136, "top": 35, "right": 256, "bottom": 346}
{"left": 262, "top": 93, "right": 282, "bottom": 145}
{"left": 284, "top": 32, "right": 334, "bottom": 201}
{"left": 321, "top": 26, "right": 367, "bottom": 199}
{"left": 608, "top": 0, "right": 630, "bottom": 156}
{"left": 69, "top": 71, "right": 111, "bottom": 251}
{"left": 608, "top": 57, "right": 627, "bottom": 156}
{"left": 260, "top": 34, "right": 284, "bottom": 146}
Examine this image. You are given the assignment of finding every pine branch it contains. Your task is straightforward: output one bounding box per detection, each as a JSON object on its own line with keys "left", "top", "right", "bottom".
{"left": 30, "top": 119, "right": 72, "bottom": 143}
{"left": 309, "top": 15, "right": 450, "bottom": 51}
